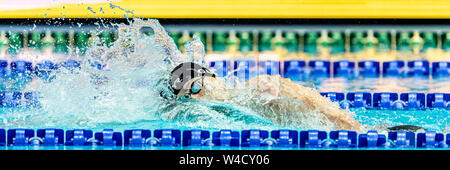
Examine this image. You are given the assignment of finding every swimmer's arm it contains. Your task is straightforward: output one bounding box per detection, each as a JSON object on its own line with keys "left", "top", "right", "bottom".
{"left": 247, "top": 75, "right": 362, "bottom": 132}
{"left": 288, "top": 87, "right": 362, "bottom": 131}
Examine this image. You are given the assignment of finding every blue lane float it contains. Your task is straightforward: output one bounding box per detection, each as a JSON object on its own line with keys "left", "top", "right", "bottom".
{"left": 270, "top": 129, "right": 298, "bottom": 147}
{"left": 94, "top": 129, "right": 122, "bottom": 146}
{"left": 212, "top": 129, "right": 240, "bottom": 147}
{"left": 233, "top": 60, "right": 259, "bottom": 81}
{"left": 427, "top": 93, "right": 450, "bottom": 109}
{"left": 22, "top": 91, "right": 41, "bottom": 107}
{"left": 0, "top": 59, "right": 448, "bottom": 85}
{"left": 153, "top": 129, "right": 181, "bottom": 147}
{"left": 320, "top": 92, "right": 349, "bottom": 109}
{"left": 0, "top": 60, "right": 9, "bottom": 78}
{"left": 209, "top": 60, "right": 231, "bottom": 77}
{"left": 329, "top": 130, "right": 357, "bottom": 148}
{"left": 283, "top": 60, "right": 308, "bottom": 82}
{"left": 61, "top": 60, "right": 81, "bottom": 71}
{"left": 182, "top": 130, "right": 211, "bottom": 146}
{"left": 417, "top": 131, "right": 446, "bottom": 148}
{"left": 258, "top": 60, "right": 281, "bottom": 76}
{"left": 319, "top": 92, "right": 450, "bottom": 110}
{"left": 447, "top": 134, "right": 450, "bottom": 146}
{"left": 0, "top": 129, "right": 5, "bottom": 146}
{"left": 2, "top": 91, "right": 448, "bottom": 110}
{"left": 35, "top": 129, "right": 64, "bottom": 146}
{"left": 241, "top": 129, "right": 272, "bottom": 147}
{"left": 308, "top": 59, "right": 330, "bottom": 78}
{"left": 383, "top": 60, "right": 405, "bottom": 77}
{"left": 209, "top": 59, "right": 450, "bottom": 79}
{"left": 0, "top": 91, "right": 22, "bottom": 107}
{"left": 0, "top": 91, "right": 40, "bottom": 108}
{"left": 373, "top": 92, "right": 404, "bottom": 110}
{"left": 358, "top": 60, "right": 380, "bottom": 78}
{"left": 35, "top": 61, "right": 58, "bottom": 81}
{"left": 358, "top": 130, "right": 386, "bottom": 147}
{"left": 432, "top": 61, "right": 450, "bottom": 78}
{"left": 320, "top": 92, "right": 345, "bottom": 103}
{"left": 388, "top": 131, "right": 416, "bottom": 148}
{"left": 400, "top": 92, "right": 426, "bottom": 110}
{"left": 0, "top": 128, "right": 449, "bottom": 149}
{"left": 405, "top": 60, "right": 430, "bottom": 77}
{"left": 7, "top": 129, "right": 34, "bottom": 146}
{"left": 0, "top": 59, "right": 82, "bottom": 81}
{"left": 333, "top": 60, "right": 358, "bottom": 79}
{"left": 346, "top": 92, "right": 372, "bottom": 108}
{"left": 65, "top": 129, "right": 93, "bottom": 146}
{"left": 124, "top": 129, "right": 151, "bottom": 147}
{"left": 299, "top": 130, "right": 327, "bottom": 148}
{"left": 10, "top": 60, "right": 33, "bottom": 78}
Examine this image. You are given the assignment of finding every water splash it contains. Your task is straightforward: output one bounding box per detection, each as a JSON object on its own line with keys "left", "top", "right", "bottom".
{"left": 184, "top": 35, "right": 205, "bottom": 65}
{"left": 0, "top": 19, "right": 285, "bottom": 131}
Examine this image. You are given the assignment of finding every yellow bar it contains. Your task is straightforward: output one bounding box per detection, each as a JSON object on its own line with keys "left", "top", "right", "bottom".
{"left": 0, "top": 0, "right": 450, "bottom": 19}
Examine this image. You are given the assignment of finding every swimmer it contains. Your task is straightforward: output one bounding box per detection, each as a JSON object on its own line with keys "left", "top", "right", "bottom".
{"left": 134, "top": 19, "right": 363, "bottom": 132}
{"left": 164, "top": 62, "right": 364, "bottom": 132}
{"left": 164, "top": 62, "right": 430, "bottom": 133}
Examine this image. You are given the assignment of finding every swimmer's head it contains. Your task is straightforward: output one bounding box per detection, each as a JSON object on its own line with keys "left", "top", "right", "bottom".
{"left": 166, "top": 62, "right": 216, "bottom": 99}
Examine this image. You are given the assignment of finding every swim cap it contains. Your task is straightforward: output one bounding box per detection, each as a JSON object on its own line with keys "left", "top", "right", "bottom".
{"left": 388, "top": 125, "right": 427, "bottom": 132}
{"left": 169, "top": 62, "right": 216, "bottom": 96}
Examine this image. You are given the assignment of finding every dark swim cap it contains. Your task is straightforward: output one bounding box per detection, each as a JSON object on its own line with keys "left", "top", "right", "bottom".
{"left": 169, "top": 62, "right": 216, "bottom": 96}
